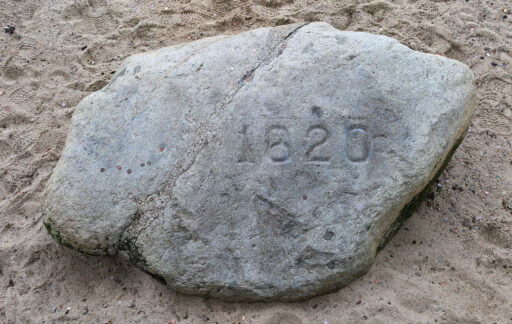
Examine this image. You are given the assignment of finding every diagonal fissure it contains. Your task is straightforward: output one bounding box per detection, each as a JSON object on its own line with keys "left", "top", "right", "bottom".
{"left": 119, "top": 23, "right": 311, "bottom": 254}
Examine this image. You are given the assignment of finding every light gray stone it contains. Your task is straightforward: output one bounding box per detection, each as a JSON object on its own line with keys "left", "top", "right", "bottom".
{"left": 42, "top": 22, "right": 475, "bottom": 301}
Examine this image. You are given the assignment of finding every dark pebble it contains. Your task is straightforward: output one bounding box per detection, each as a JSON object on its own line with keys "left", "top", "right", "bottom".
{"left": 100, "top": 168, "right": 105, "bottom": 172}
{"left": 81, "top": 45, "right": 87, "bottom": 50}
{"left": 127, "top": 169, "right": 132, "bottom": 174}
{"left": 479, "top": 56, "right": 484, "bottom": 59}
{"left": 504, "top": 15, "right": 508, "bottom": 19}
{"left": 327, "top": 260, "right": 335, "bottom": 269}
{"left": 491, "top": 62, "right": 498, "bottom": 66}
{"left": 4, "top": 25, "right": 15, "bottom": 34}
{"left": 147, "top": 160, "right": 151, "bottom": 165}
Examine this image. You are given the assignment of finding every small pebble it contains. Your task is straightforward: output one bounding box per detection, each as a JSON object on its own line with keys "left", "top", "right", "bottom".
{"left": 100, "top": 168, "right": 105, "bottom": 172}
{"left": 117, "top": 166, "right": 122, "bottom": 170}
{"left": 4, "top": 25, "right": 15, "bottom": 34}
{"left": 50, "top": 307, "right": 56, "bottom": 314}
{"left": 147, "top": 160, "right": 151, "bottom": 165}
{"left": 504, "top": 15, "right": 508, "bottom": 19}
{"left": 491, "top": 62, "right": 498, "bottom": 66}
{"left": 127, "top": 169, "right": 132, "bottom": 174}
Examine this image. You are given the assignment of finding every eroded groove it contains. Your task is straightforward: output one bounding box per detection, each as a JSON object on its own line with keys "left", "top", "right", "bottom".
{"left": 119, "top": 23, "right": 311, "bottom": 255}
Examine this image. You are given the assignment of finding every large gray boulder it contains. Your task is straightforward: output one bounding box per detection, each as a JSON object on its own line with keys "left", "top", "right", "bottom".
{"left": 42, "top": 22, "right": 475, "bottom": 301}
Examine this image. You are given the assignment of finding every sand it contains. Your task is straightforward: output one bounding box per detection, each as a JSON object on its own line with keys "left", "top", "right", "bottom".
{"left": 0, "top": 0, "right": 511, "bottom": 323}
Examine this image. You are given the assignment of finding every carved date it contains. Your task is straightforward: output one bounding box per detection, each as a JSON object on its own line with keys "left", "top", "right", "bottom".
{"left": 236, "top": 122, "right": 372, "bottom": 164}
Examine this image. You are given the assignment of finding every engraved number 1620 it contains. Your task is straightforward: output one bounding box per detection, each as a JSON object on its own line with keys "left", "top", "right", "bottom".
{"left": 237, "top": 124, "right": 371, "bottom": 164}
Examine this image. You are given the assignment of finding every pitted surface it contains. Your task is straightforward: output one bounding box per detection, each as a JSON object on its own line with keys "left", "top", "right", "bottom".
{"left": 42, "top": 22, "right": 475, "bottom": 301}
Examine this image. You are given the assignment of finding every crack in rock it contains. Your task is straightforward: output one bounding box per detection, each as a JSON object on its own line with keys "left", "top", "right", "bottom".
{"left": 120, "top": 23, "right": 311, "bottom": 252}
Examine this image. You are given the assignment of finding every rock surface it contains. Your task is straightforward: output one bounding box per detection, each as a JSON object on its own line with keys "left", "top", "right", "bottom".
{"left": 42, "top": 22, "right": 475, "bottom": 301}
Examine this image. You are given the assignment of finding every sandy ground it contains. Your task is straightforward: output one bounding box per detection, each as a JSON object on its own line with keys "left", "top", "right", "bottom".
{"left": 1, "top": 0, "right": 511, "bottom": 323}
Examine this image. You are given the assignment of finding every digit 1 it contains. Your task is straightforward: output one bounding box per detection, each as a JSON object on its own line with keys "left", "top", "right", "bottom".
{"left": 238, "top": 124, "right": 254, "bottom": 163}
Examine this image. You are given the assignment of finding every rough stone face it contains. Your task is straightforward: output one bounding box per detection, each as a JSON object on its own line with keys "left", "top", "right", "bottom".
{"left": 42, "top": 22, "right": 475, "bottom": 301}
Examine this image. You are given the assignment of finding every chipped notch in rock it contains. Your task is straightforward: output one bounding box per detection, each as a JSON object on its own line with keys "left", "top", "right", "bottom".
{"left": 42, "top": 22, "right": 475, "bottom": 301}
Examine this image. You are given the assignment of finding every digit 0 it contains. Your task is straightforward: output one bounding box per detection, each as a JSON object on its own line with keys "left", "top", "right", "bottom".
{"left": 346, "top": 127, "right": 371, "bottom": 162}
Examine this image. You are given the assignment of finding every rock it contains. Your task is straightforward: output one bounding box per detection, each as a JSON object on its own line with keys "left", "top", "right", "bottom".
{"left": 42, "top": 22, "right": 475, "bottom": 301}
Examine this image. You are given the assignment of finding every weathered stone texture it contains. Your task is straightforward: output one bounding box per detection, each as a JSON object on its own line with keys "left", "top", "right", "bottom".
{"left": 42, "top": 22, "right": 475, "bottom": 301}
